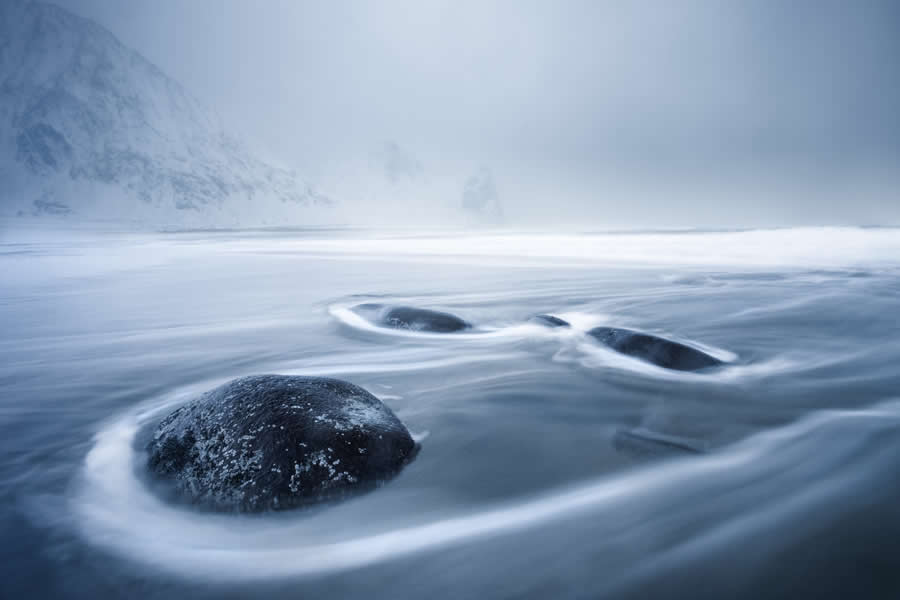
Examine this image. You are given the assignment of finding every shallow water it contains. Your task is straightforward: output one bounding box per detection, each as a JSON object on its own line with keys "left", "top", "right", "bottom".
{"left": 2, "top": 227, "right": 900, "bottom": 599}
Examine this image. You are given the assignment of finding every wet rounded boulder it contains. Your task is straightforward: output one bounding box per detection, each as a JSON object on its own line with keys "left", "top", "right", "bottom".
{"left": 146, "top": 375, "right": 418, "bottom": 512}
{"left": 588, "top": 327, "right": 723, "bottom": 372}
{"left": 353, "top": 303, "right": 470, "bottom": 333}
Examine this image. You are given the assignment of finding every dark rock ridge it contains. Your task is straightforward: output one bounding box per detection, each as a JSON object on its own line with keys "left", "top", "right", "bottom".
{"left": 352, "top": 303, "right": 471, "bottom": 333}
{"left": 588, "top": 327, "right": 723, "bottom": 371}
{"left": 146, "top": 375, "right": 417, "bottom": 512}
{"left": 530, "top": 314, "right": 571, "bottom": 328}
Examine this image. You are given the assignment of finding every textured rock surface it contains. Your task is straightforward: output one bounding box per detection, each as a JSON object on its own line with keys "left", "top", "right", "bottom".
{"left": 147, "top": 375, "right": 417, "bottom": 512}
{"left": 588, "top": 327, "right": 723, "bottom": 371}
{"left": 530, "top": 314, "right": 570, "bottom": 328}
{"left": 353, "top": 303, "right": 471, "bottom": 333}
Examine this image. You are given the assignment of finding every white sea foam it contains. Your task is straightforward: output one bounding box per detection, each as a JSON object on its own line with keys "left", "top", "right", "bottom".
{"left": 331, "top": 303, "right": 754, "bottom": 382}
{"left": 71, "top": 391, "right": 900, "bottom": 581}
{"left": 227, "top": 227, "right": 900, "bottom": 270}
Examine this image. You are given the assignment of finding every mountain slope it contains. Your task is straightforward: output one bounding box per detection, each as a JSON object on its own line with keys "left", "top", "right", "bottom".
{"left": 0, "top": 0, "right": 333, "bottom": 226}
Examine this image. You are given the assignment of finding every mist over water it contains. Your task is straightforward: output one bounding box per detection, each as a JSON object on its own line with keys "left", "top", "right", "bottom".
{"left": 30, "top": 0, "right": 900, "bottom": 227}
{"left": 2, "top": 227, "right": 900, "bottom": 598}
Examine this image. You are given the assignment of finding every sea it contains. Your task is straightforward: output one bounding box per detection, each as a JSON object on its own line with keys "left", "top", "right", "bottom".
{"left": 2, "top": 225, "right": 900, "bottom": 599}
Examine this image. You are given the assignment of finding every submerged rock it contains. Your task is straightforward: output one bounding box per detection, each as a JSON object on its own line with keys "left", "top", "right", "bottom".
{"left": 352, "top": 303, "right": 471, "bottom": 333}
{"left": 530, "top": 314, "right": 570, "bottom": 328}
{"left": 587, "top": 327, "right": 723, "bottom": 371}
{"left": 613, "top": 427, "right": 707, "bottom": 457}
{"left": 146, "top": 375, "right": 417, "bottom": 512}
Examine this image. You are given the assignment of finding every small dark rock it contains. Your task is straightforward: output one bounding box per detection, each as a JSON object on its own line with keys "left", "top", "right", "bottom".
{"left": 352, "top": 303, "right": 471, "bottom": 333}
{"left": 146, "top": 375, "right": 417, "bottom": 512}
{"left": 588, "top": 327, "right": 723, "bottom": 371}
{"left": 530, "top": 314, "right": 570, "bottom": 328}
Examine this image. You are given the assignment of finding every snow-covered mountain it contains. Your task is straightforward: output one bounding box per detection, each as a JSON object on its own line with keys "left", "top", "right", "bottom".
{"left": 0, "top": 0, "right": 334, "bottom": 227}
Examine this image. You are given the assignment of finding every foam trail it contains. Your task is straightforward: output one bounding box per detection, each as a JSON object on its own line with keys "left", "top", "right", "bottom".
{"left": 329, "top": 303, "right": 569, "bottom": 342}
{"left": 278, "top": 352, "right": 527, "bottom": 377}
{"left": 228, "top": 228, "right": 900, "bottom": 270}
{"left": 331, "top": 303, "right": 756, "bottom": 382}
{"left": 71, "top": 391, "right": 900, "bottom": 581}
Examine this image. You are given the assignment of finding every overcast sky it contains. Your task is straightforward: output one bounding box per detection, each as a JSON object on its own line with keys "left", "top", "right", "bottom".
{"left": 53, "top": 0, "right": 900, "bottom": 227}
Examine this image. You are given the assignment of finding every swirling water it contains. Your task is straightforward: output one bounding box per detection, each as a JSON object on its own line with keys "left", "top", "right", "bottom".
{"left": 2, "top": 226, "right": 900, "bottom": 599}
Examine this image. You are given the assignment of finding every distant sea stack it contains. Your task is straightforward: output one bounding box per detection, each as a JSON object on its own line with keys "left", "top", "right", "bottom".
{"left": 378, "top": 141, "right": 424, "bottom": 184}
{"left": 461, "top": 167, "right": 502, "bottom": 223}
{"left": 146, "top": 375, "right": 418, "bottom": 512}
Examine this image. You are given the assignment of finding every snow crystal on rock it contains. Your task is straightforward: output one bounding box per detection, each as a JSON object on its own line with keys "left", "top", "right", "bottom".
{"left": 146, "top": 375, "right": 417, "bottom": 513}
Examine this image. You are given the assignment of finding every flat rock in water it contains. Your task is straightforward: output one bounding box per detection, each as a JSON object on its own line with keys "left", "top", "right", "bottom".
{"left": 146, "top": 375, "right": 417, "bottom": 512}
{"left": 588, "top": 327, "right": 723, "bottom": 371}
{"left": 613, "top": 427, "right": 707, "bottom": 457}
{"left": 352, "top": 303, "right": 471, "bottom": 333}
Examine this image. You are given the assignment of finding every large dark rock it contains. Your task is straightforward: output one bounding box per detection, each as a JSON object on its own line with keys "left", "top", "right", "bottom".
{"left": 146, "top": 375, "right": 417, "bottom": 512}
{"left": 530, "top": 314, "right": 570, "bottom": 328}
{"left": 352, "top": 303, "right": 471, "bottom": 333}
{"left": 587, "top": 327, "right": 723, "bottom": 371}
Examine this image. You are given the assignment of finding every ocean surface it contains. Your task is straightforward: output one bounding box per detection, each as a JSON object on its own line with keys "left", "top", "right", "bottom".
{"left": 2, "top": 226, "right": 900, "bottom": 599}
